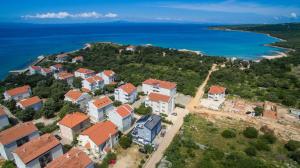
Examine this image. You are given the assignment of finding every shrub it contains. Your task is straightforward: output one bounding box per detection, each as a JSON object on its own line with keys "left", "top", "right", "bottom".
{"left": 119, "top": 135, "right": 132, "bottom": 149}
{"left": 289, "top": 151, "right": 300, "bottom": 164}
{"left": 144, "top": 144, "right": 154, "bottom": 154}
{"left": 2, "top": 160, "right": 16, "bottom": 168}
{"left": 243, "top": 127, "right": 258, "bottom": 139}
{"left": 254, "top": 106, "right": 263, "bottom": 116}
{"left": 221, "top": 129, "right": 236, "bottom": 138}
{"left": 285, "top": 140, "right": 300, "bottom": 151}
{"left": 135, "top": 104, "right": 152, "bottom": 115}
{"left": 260, "top": 133, "right": 277, "bottom": 144}
{"left": 254, "top": 139, "right": 270, "bottom": 151}
{"left": 113, "top": 100, "right": 122, "bottom": 107}
{"left": 244, "top": 147, "right": 257, "bottom": 156}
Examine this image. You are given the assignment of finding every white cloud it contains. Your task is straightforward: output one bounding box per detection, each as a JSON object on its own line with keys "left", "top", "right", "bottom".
{"left": 22, "top": 11, "right": 118, "bottom": 19}
{"left": 160, "top": 0, "right": 300, "bottom": 16}
{"left": 290, "top": 12, "right": 297, "bottom": 18}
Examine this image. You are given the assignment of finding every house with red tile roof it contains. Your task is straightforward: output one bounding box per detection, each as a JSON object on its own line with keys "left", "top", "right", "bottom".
{"left": 145, "top": 92, "right": 174, "bottom": 114}
{"left": 0, "top": 122, "right": 39, "bottom": 160}
{"left": 55, "top": 53, "right": 69, "bottom": 63}
{"left": 88, "top": 96, "right": 114, "bottom": 123}
{"left": 98, "top": 70, "right": 116, "bottom": 85}
{"left": 40, "top": 68, "right": 52, "bottom": 76}
{"left": 82, "top": 75, "right": 104, "bottom": 92}
{"left": 208, "top": 85, "right": 226, "bottom": 101}
{"left": 78, "top": 121, "right": 118, "bottom": 157}
{"left": 108, "top": 104, "right": 134, "bottom": 132}
{"left": 3, "top": 85, "right": 32, "bottom": 101}
{"left": 29, "top": 66, "right": 42, "bottom": 75}
{"left": 46, "top": 148, "right": 93, "bottom": 168}
{"left": 17, "top": 96, "right": 43, "bottom": 111}
{"left": 64, "top": 89, "right": 91, "bottom": 108}
{"left": 142, "top": 78, "right": 176, "bottom": 97}
{"left": 125, "top": 45, "right": 136, "bottom": 52}
{"left": 58, "top": 112, "right": 90, "bottom": 142}
{"left": 50, "top": 64, "right": 63, "bottom": 73}
{"left": 114, "top": 83, "right": 137, "bottom": 104}
{"left": 54, "top": 71, "right": 74, "bottom": 85}
{"left": 12, "top": 134, "right": 63, "bottom": 168}
{"left": 75, "top": 68, "right": 95, "bottom": 79}
{"left": 0, "top": 107, "right": 9, "bottom": 130}
{"left": 72, "top": 56, "right": 84, "bottom": 63}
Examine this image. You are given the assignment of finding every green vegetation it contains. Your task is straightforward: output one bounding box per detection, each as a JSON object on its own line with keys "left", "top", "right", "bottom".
{"left": 58, "top": 102, "right": 80, "bottom": 118}
{"left": 243, "top": 127, "right": 258, "bottom": 139}
{"left": 72, "top": 77, "right": 82, "bottom": 88}
{"left": 95, "top": 152, "right": 117, "bottom": 168}
{"left": 119, "top": 135, "right": 132, "bottom": 149}
{"left": 210, "top": 23, "right": 300, "bottom": 108}
{"left": 35, "top": 122, "right": 59, "bottom": 134}
{"left": 135, "top": 104, "right": 152, "bottom": 115}
{"left": 285, "top": 140, "right": 300, "bottom": 151}
{"left": 163, "top": 114, "right": 298, "bottom": 168}
{"left": 221, "top": 129, "right": 236, "bottom": 138}
{"left": 1, "top": 160, "right": 16, "bottom": 168}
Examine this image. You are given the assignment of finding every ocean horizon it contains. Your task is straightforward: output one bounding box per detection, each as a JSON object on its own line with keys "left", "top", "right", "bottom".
{"left": 0, "top": 22, "right": 284, "bottom": 79}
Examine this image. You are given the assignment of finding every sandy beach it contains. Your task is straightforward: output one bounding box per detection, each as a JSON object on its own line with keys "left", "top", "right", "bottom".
{"left": 261, "top": 51, "right": 288, "bottom": 60}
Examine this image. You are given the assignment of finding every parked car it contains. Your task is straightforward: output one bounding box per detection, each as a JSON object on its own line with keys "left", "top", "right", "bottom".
{"left": 171, "top": 113, "right": 177, "bottom": 116}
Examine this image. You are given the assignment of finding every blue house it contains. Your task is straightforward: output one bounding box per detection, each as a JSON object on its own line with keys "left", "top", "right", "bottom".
{"left": 132, "top": 114, "right": 161, "bottom": 145}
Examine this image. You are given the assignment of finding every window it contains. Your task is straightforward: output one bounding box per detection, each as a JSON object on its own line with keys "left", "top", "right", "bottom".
{"left": 39, "top": 152, "right": 53, "bottom": 168}
{"left": 16, "top": 136, "right": 29, "bottom": 147}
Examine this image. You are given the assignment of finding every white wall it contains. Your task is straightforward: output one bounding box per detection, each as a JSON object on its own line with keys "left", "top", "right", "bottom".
{"left": 142, "top": 84, "right": 176, "bottom": 97}
{"left": 114, "top": 89, "right": 137, "bottom": 104}
{"left": 0, "top": 115, "right": 9, "bottom": 130}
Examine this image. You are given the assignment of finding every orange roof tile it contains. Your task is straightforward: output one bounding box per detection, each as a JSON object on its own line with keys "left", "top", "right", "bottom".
{"left": 0, "top": 107, "right": 7, "bottom": 116}
{"left": 30, "top": 66, "right": 41, "bottom": 71}
{"left": 52, "top": 64, "right": 63, "bottom": 69}
{"left": 81, "top": 121, "right": 118, "bottom": 146}
{"left": 41, "top": 68, "right": 52, "bottom": 73}
{"left": 85, "top": 75, "right": 103, "bottom": 84}
{"left": 148, "top": 92, "right": 171, "bottom": 103}
{"left": 46, "top": 148, "right": 92, "bottom": 168}
{"left": 76, "top": 68, "right": 95, "bottom": 74}
{"left": 0, "top": 122, "right": 38, "bottom": 145}
{"left": 5, "top": 85, "right": 31, "bottom": 97}
{"left": 81, "top": 88, "right": 91, "bottom": 93}
{"left": 65, "top": 90, "right": 83, "bottom": 101}
{"left": 13, "top": 134, "right": 60, "bottom": 164}
{"left": 92, "top": 96, "right": 113, "bottom": 109}
{"left": 119, "top": 83, "right": 136, "bottom": 94}
{"left": 116, "top": 104, "right": 133, "bottom": 118}
{"left": 143, "top": 78, "right": 176, "bottom": 90}
{"left": 58, "top": 72, "right": 74, "bottom": 80}
{"left": 56, "top": 53, "right": 68, "bottom": 58}
{"left": 103, "top": 70, "right": 115, "bottom": 77}
{"left": 18, "top": 96, "right": 42, "bottom": 108}
{"left": 73, "top": 56, "right": 83, "bottom": 60}
{"left": 208, "top": 85, "right": 226, "bottom": 94}
{"left": 58, "top": 112, "right": 89, "bottom": 128}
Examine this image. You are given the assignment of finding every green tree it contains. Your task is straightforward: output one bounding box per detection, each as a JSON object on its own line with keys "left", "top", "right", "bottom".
{"left": 243, "top": 127, "right": 258, "bottom": 139}
{"left": 285, "top": 140, "right": 300, "bottom": 151}
{"left": 253, "top": 106, "right": 263, "bottom": 116}
{"left": 221, "top": 129, "right": 236, "bottom": 138}
{"left": 244, "top": 147, "right": 257, "bottom": 156}
{"left": 15, "top": 108, "right": 35, "bottom": 121}
{"left": 73, "top": 77, "right": 82, "bottom": 88}
{"left": 58, "top": 102, "right": 80, "bottom": 118}
{"left": 42, "top": 98, "right": 57, "bottom": 118}
{"left": 135, "top": 104, "right": 152, "bottom": 115}
{"left": 113, "top": 100, "right": 122, "bottom": 107}
{"left": 2, "top": 160, "right": 16, "bottom": 168}
{"left": 144, "top": 144, "right": 154, "bottom": 154}
{"left": 119, "top": 135, "right": 132, "bottom": 149}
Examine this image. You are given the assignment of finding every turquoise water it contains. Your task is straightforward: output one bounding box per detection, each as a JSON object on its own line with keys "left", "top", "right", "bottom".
{"left": 0, "top": 23, "right": 283, "bottom": 79}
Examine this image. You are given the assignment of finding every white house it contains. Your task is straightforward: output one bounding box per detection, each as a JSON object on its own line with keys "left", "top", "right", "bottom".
{"left": 54, "top": 71, "right": 74, "bottom": 86}
{"left": 40, "top": 68, "right": 52, "bottom": 76}
{"left": 208, "top": 85, "right": 226, "bottom": 101}
{"left": 142, "top": 78, "right": 176, "bottom": 97}
{"left": 88, "top": 96, "right": 114, "bottom": 123}
{"left": 0, "top": 122, "right": 39, "bottom": 160}
{"left": 57, "top": 112, "right": 90, "bottom": 143}
{"left": 3, "top": 85, "right": 32, "bottom": 101}
{"left": 0, "top": 107, "right": 10, "bottom": 130}
{"left": 12, "top": 134, "right": 63, "bottom": 168}
{"left": 17, "top": 96, "right": 43, "bottom": 111}
{"left": 108, "top": 104, "right": 133, "bottom": 132}
{"left": 64, "top": 89, "right": 91, "bottom": 108}
{"left": 78, "top": 121, "right": 118, "bottom": 157}
{"left": 72, "top": 56, "right": 84, "bottom": 63}
{"left": 55, "top": 53, "right": 69, "bottom": 63}
{"left": 46, "top": 148, "right": 94, "bottom": 168}
{"left": 114, "top": 83, "right": 137, "bottom": 104}
{"left": 82, "top": 76, "right": 104, "bottom": 92}
{"left": 50, "top": 64, "right": 63, "bottom": 73}
{"left": 145, "top": 92, "right": 174, "bottom": 114}
{"left": 126, "top": 45, "right": 136, "bottom": 52}
{"left": 29, "top": 66, "right": 41, "bottom": 75}
{"left": 98, "top": 70, "right": 116, "bottom": 85}
{"left": 74, "top": 68, "right": 95, "bottom": 79}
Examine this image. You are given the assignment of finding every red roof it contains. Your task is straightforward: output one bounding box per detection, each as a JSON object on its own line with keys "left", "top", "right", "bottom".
{"left": 0, "top": 107, "right": 6, "bottom": 116}
{"left": 116, "top": 104, "right": 133, "bottom": 118}
{"left": 73, "top": 56, "right": 83, "bottom": 60}
{"left": 118, "top": 83, "right": 136, "bottom": 94}
{"left": 30, "top": 66, "right": 41, "bottom": 71}
{"left": 92, "top": 96, "right": 113, "bottom": 109}
{"left": 5, "top": 85, "right": 31, "bottom": 97}
{"left": 56, "top": 53, "right": 68, "bottom": 58}
{"left": 148, "top": 92, "right": 171, "bottom": 103}
{"left": 58, "top": 72, "right": 74, "bottom": 80}
{"left": 65, "top": 90, "right": 83, "bottom": 101}
{"left": 13, "top": 134, "right": 60, "bottom": 164}
{"left": 85, "top": 75, "right": 103, "bottom": 84}
{"left": 58, "top": 112, "right": 89, "bottom": 128}
{"left": 41, "top": 68, "right": 52, "bottom": 73}
{"left": 76, "top": 68, "right": 95, "bottom": 74}
{"left": 143, "top": 78, "right": 176, "bottom": 90}
{"left": 18, "top": 96, "right": 42, "bottom": 108}
{"left": 208, "top": 85, "right": 226, "bottom": 94}
{"left": 103, "top": 70, "right": 115, "bottom": 77}
{"left": 81, "top": 121, "right": 118, "bottom": 146}
{"left": 52, "top": 64, "right": 63, "bottom": 69}
{"left": 46, "top": 148, "right": 92, "bottom": 168}
{"left": 0, "top": 122, "right": 38, "bottom": 145}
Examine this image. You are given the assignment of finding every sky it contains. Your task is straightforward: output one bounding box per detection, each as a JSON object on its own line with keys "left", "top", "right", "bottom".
{"left": 0, "top": 0, "right": 299, "bottom": 24}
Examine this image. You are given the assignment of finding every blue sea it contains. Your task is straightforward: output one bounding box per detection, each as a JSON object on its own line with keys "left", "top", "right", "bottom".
{"left": 0, "top": 23, "right": 284, "bottom": 79}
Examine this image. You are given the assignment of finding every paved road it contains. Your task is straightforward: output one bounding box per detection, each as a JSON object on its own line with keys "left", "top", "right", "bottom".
{"left": 144, "top": 64, "right": 217, "bottom": 168}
